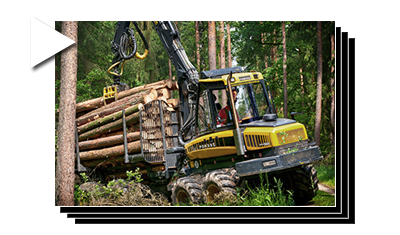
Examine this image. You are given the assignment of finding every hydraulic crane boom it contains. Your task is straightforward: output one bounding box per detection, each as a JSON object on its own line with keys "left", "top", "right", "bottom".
{"left": 109, "top": 21, "right": 199, "bottom": 144}
{"left": 152, "top": 21, "right": 199, "bottom": 143}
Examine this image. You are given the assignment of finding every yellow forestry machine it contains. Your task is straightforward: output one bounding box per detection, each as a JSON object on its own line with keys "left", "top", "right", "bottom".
{"left": 82, "top": 21, "right": 323, "bottom": 205}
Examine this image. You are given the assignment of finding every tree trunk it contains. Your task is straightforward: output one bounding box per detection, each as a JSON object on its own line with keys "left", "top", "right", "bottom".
{"left": 195, "top": 21, "right": 201, "bottom": 70}
{"left": 219, "top": 21, "right": 225, "bottom": 69}
{"left": 282, "top": 21, "right": 288, "bottom": 118}
{"left": 314, "top": 21, "right": 323, "bottom": 146}
{"left": 271, "top": 27, "right": 278, "bottom": 101}
{"left": 227, "top": 23, "right": 232, "bottom": 68}
{"left": 300, "top": 66, "right": 305, "bottom": 106}
{"left": 56, "top": 21, "right": 78, "bottom": 206}
{"left": 208, "top": 21, "right": 219, "bottom": 102}
{"left": 330, "top": 32, "right": 335, "bottom": 145}
{"left": 79, "top": 132, "right": 140, "bottom": 151}
{"left": 168, "top": 59, "right": 172, "bottom": 80}
{"left": 208, "top": 21, "right": 217, "bottom": 71}
{"left": 219, "top": 21, "right": 227, "bottom": 107}
{"left": 260, "top": 22, "right": 268, "bottom": 70}
{"left": 263, "top": 35, "right": 268, "bottom": 70}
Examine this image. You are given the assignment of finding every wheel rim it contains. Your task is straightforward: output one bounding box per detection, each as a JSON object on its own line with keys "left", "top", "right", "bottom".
{"left": 176, "top": 190, "right": 190, "bottom": 204}
{"left": 206, "top": 184, "right": 220, "bottom": 202}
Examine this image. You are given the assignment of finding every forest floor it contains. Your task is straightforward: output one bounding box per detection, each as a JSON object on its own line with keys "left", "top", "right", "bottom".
{"left": 299, "top": 183, "right": 335, "bottom": 206}
{"left": 318, "top": 183, "right": 335, "bottom": 195}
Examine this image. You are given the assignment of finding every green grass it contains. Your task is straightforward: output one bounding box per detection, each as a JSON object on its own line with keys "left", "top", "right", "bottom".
{"left": 177, "top": 169, "right": 337, "bottom": 206}
{"left": 310, "top": 190, "right": 335, "bottom": 206}
{"left": 193, "top": 174, "right": 295, "bottom": 207}
{"left": 236, "top": 176, "right": 295, "bottom": 206}
{"left": 315, "top": 164, "right": 335, "bottom": 189}
{"left": 78, "top": 167, "right": 335, "bottom": 207}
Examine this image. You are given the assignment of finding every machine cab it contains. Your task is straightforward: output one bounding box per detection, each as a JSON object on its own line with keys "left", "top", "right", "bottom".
{"left": 195, "top": 67, "right": 276, "bottom": 137}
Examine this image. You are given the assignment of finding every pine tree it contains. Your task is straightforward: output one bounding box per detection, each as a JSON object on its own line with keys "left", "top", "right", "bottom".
{"left": 330, "top": 31, "right": 335, "bottom": 146}
{"left": 226, "top": 22, "right": 232, "bottom": 68}
{"left": 208, "top": 21, "right": 219, "bottom": 103}
{"left": 56, "top": 21, "right": 78, "bottom": 206}
{"left": 219, "top": 21, "right": 227, "bottom": 107}
{"left": 282, "top": 21, "right": 288, "bottom": 118}
{"left": 195, "top": 21, "right": 201, "bottom": 70}
{"left": 208, "top": 21, "right": 217, "bottom": 71}
{"left": 314, "top": 21, "right": 323, "bottom": 146}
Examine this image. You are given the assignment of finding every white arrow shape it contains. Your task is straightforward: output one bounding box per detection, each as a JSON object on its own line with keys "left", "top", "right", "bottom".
{"left": 30, "top": 18, "right": 75, "bottom": 68}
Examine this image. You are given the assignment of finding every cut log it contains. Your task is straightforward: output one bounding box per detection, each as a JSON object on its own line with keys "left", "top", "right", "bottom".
{"left": 75, "top": 79, "right": 171, "bottom": 113}
{"left": 157, "top": 96, "right": 167, "bottom": 103}
{"left": 96, "top": 123, "right": 141, "bottom": 139}
{"left": 81, "top": 156, "right": 146, "bottom": 171}
{"left": 143, "top": 88, "right": 158, "bottom": 104}
{"left": 167, "top": 98, "right": 179, "bottom": 108}
{"left": 75, "top": 97, "right": 104, "bottom": 114}
{"left": 79, "top": 140, "right": 141, "bottom": 161}
{"left": 78, "top": 89, "right": 149, "bottom": 118}
{"left": 76, "top": 94, "right": 145, "bottom": 126}
{"left": 118, "top": 79, "right": 171, "bottom": 100}
{"left": 157, "top": 88, "right": 171, "bottom": 99}
{"left": 78, "top": 103, "right": 143, "bottom": 134}
{"left": 78, "top": 111, "right": 140, "bottom": 141}
{"left": 170, "top": 81, "right": 178, "bottom": 90}
{"left": 78, "top": 132, "right": 140, "bottom": 151}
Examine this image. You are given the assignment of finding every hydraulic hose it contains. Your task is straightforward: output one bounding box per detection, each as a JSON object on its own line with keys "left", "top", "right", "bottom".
{"left": 119, "top": 28, "right": 137, "bottom": 60}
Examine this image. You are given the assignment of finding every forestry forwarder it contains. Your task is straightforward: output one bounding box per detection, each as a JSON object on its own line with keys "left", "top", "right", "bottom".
{"left": 80, "top": 21, "right": 323, "bottom": 205}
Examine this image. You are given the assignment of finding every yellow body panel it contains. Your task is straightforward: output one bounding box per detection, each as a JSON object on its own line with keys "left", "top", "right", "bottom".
{"left": 243, "top": 128, "right": 272, "bottom": 151}
{"left": 185, "top": 122, "right": 308, "bottom": 160}
{"left": 269, "top": 123, "right": 308, "bottom": 146}
{"left": 187, "top": 147, "right": 237, "bottom": 160}
{"left": 244, "top": 123, "right": 307, "bottom": 149}
{"left": 185, "top": 130, "right": 236, "bottom": 160}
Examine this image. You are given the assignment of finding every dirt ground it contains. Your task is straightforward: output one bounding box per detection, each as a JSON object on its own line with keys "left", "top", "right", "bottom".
{"left": 318, "top": 183, "right": 335, "bottom": 195}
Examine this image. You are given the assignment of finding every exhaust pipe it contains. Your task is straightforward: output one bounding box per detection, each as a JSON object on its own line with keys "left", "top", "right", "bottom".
{"left": 226, "top": 72, "right": 246, "bottom": 156}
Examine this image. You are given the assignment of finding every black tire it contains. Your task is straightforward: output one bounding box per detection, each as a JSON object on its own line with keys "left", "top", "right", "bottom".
{"left": 290, "top": 164, "right": 319, "bottom": 204}
{"left": 202, "top": 168, "right": 239, "bottom": 203}
{"left": 171, "top": 176, "right": 202, "bottom": 205}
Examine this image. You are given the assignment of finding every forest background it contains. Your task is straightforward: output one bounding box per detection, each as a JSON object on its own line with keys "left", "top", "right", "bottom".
{"left": 55, "top": 21, "right": 335, "bottom": 158}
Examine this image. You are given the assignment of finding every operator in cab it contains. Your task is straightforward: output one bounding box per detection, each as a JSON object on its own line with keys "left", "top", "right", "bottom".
{"left": 218, "top": 87, "right": 239, "bottom": 126}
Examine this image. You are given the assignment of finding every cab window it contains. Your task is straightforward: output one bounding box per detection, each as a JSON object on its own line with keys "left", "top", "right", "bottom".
{"left": 197, "top": 84, "right": 213, "bottom": 133}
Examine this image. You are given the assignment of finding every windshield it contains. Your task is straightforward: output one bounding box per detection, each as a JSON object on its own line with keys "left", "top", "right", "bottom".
{"left": 234, "top": 82, "right": 270, "bottom": 122}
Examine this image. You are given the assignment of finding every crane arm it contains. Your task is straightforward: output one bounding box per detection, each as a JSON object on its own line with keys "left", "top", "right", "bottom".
{"left": 152, "top": 21, "right": 199, "bottom": 142}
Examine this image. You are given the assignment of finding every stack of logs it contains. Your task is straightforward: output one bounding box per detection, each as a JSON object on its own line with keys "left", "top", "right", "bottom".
{"left": 72, "top": 79, "right": 179, "bottom": 181}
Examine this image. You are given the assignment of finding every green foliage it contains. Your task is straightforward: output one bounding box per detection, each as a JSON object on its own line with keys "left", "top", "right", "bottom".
{"left": 80, "top": 173, "right": 89, "bottom": 183}
{"left": 74, "top": 173, "right": 90, "bottom": 205}
{"left": 74, "top": 184, "right": 90, "bottom": 205}
{"left": 314, "top": 164, "right": 335, "bottom": 189}
{"left": 74, "top": 168, "right": 146, "bottom": 205}
{"left": 312, "top": 191, "right": 335, "bottom": 206}
{"left": 55, "top": 21, "right": 175, "bottom": 110}
{"left": 126, "top": 168, "right": 143, "bottom": 183}
{"left": 237, "top": 174, "right": 295, "bottom": 206}
{"left": 191, "top": 173, "right": 295, "bottom": 207}
{"left": 232, "top": 21, "right": 335, "bottom": 156}
{"left": 57, "top": 20, "right": 335, "bottom": 163}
